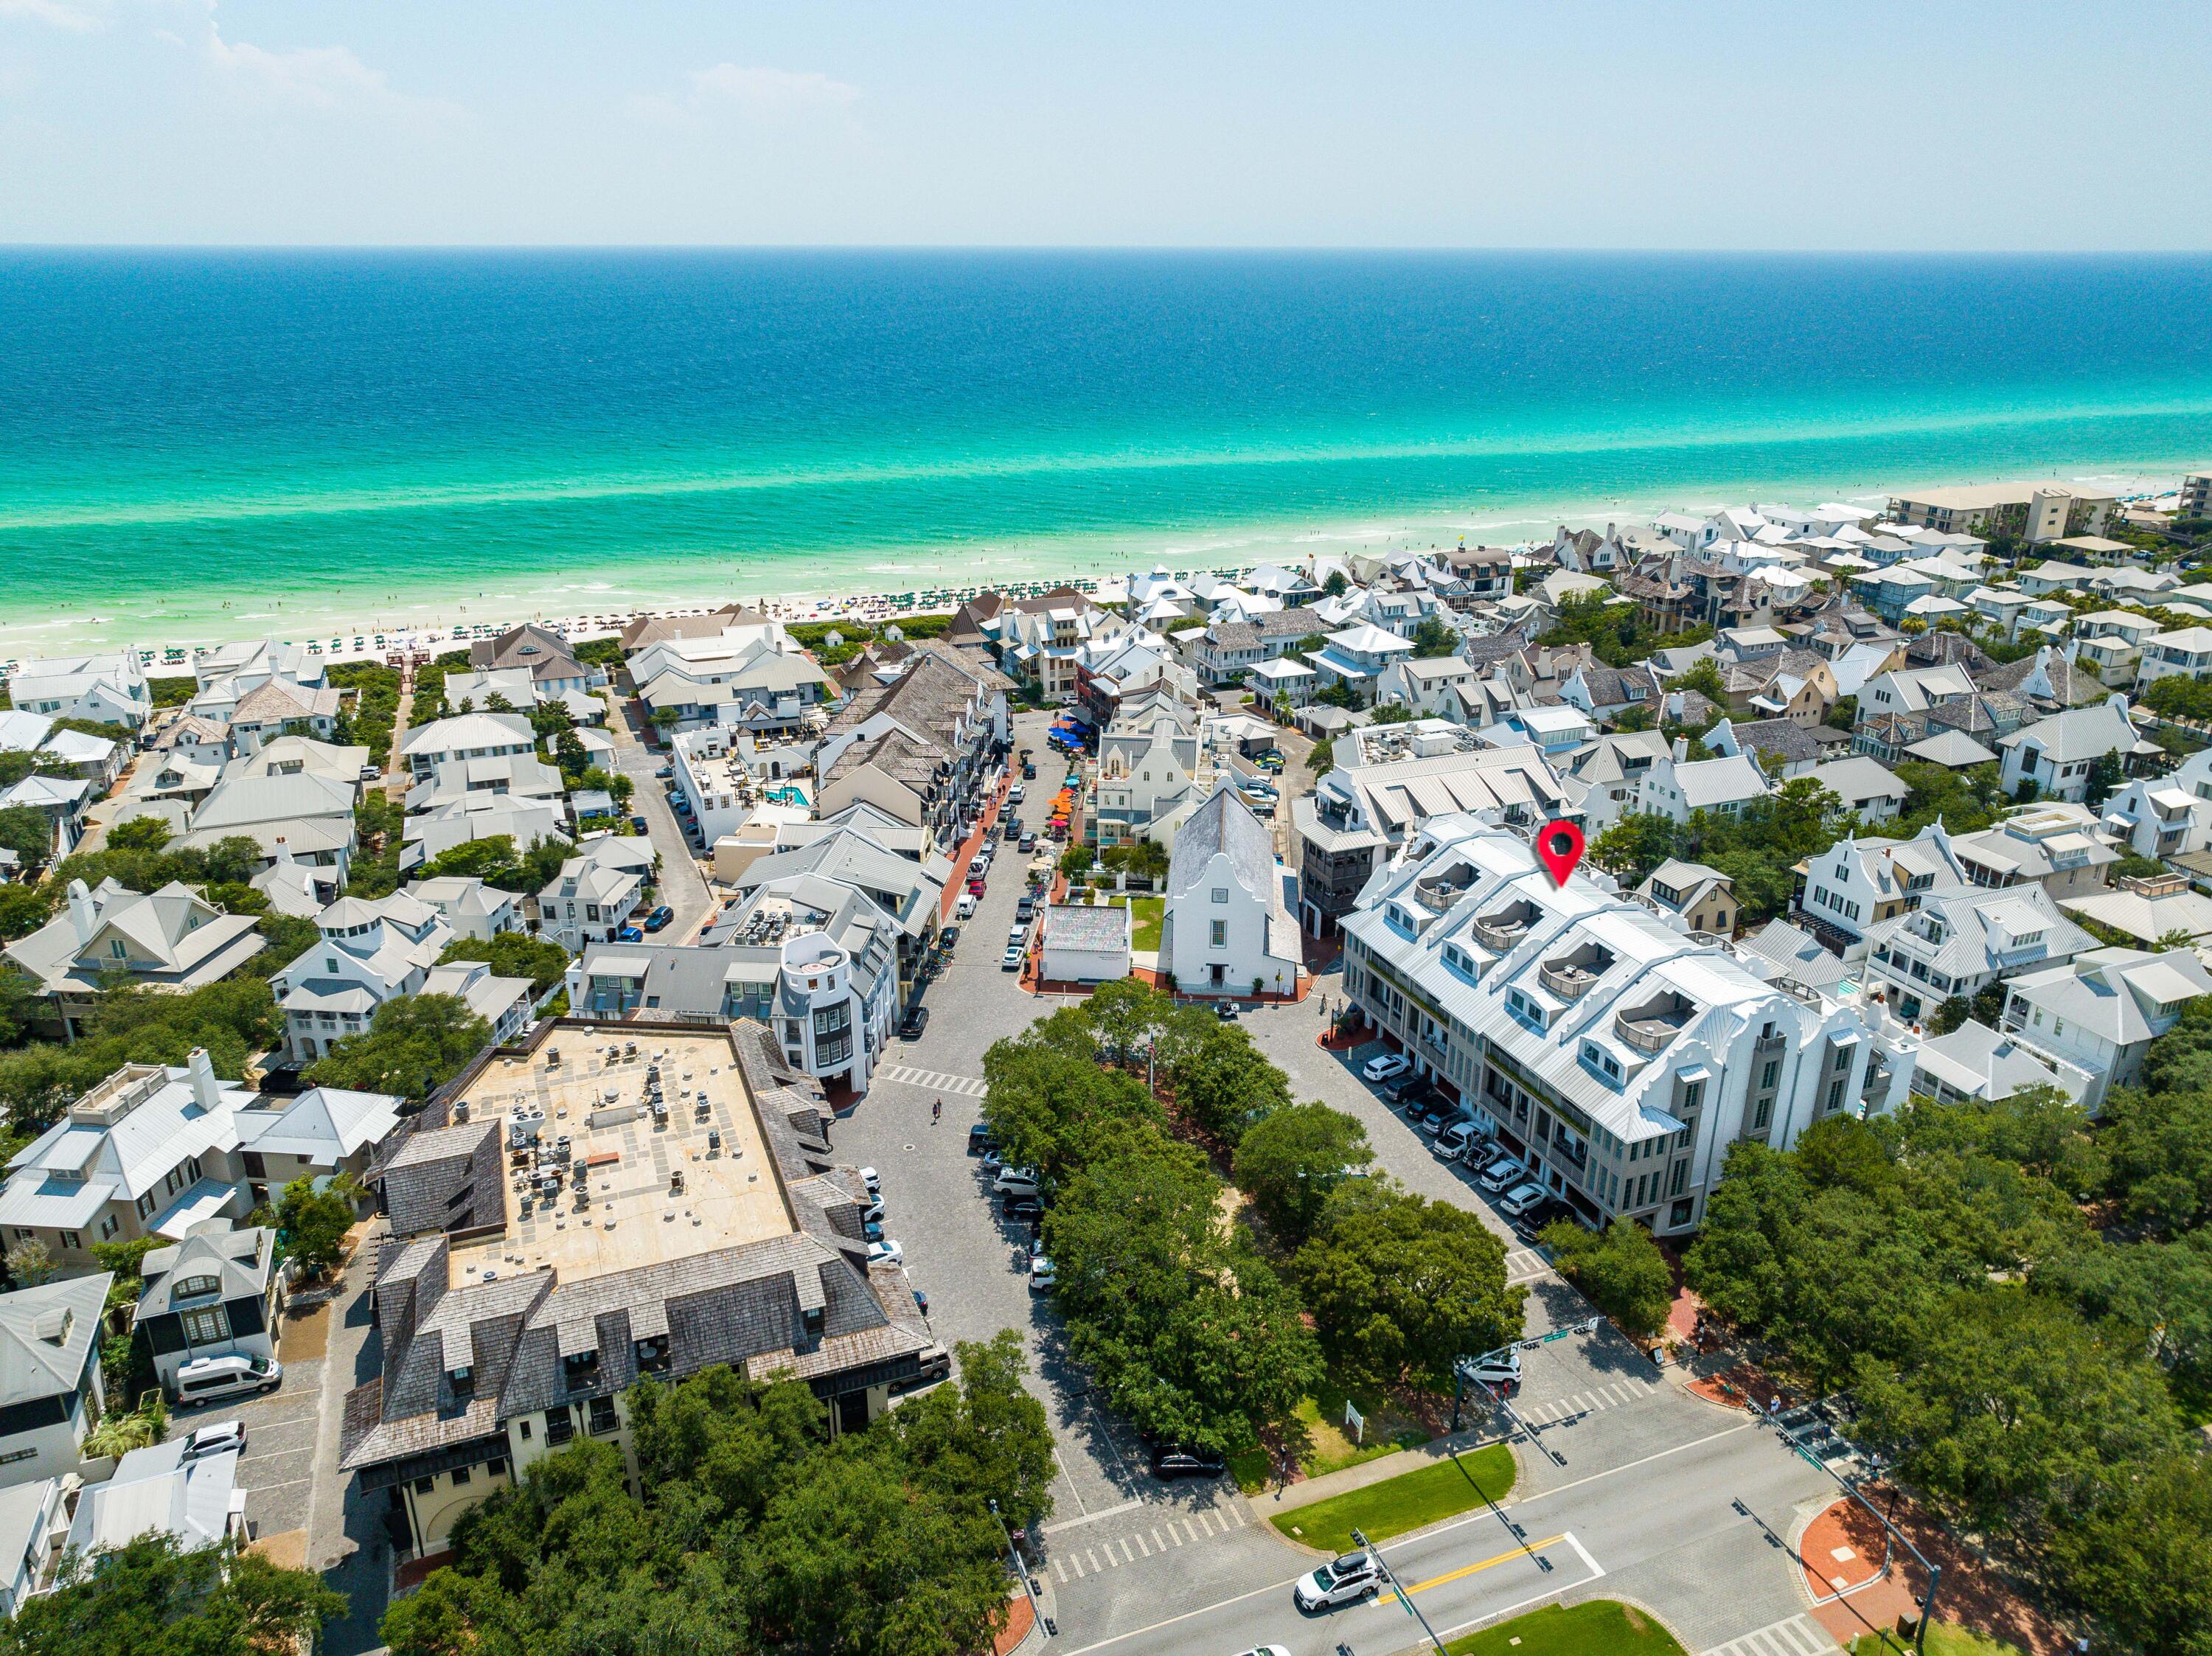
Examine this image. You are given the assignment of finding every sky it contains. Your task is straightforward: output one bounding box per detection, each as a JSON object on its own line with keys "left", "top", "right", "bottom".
{"left": 3, "top": 0, "right": 2209, "bottom": 248}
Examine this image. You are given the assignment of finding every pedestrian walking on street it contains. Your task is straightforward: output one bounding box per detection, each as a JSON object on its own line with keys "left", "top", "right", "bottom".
{"left": 933, "top": 1097, "right": 943, "bottom": 1124}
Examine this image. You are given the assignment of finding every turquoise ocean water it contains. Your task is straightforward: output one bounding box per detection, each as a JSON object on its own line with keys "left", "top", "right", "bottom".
{"left": 2, "top": 249, "right": 2210, "bottom": 653}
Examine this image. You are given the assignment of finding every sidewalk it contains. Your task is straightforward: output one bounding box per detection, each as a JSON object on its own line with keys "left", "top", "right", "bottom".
{"left": 1250, "top": 1425, "right": 1515, "bottom": 1518}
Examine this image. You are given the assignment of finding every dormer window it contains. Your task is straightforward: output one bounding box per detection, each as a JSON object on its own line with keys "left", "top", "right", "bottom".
{"left": 173, "top": 1274, "right": 221, "bottom": 1301}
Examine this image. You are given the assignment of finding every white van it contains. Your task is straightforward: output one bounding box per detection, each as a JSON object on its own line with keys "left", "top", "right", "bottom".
{"left": 171, "top": 1352, "right": 282, "bottom": 1407}
{"left": 993, "top": 1166, "right": 1040, "bottom": 1196}
{"left": 956, "top": 892, "right": 979, "bottom": 920}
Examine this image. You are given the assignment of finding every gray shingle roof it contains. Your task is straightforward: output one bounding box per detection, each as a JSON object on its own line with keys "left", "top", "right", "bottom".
{"left": 1169, "top": 785, "right": 1277, "bottom": 902}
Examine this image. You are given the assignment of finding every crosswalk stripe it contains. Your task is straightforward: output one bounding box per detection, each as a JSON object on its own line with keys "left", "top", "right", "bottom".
{"left": 1085, "top": 1548, "right": 1101, "bottom": 1573}
{"left": 1229, "top": 1503, "right": 1247, "bottom": 1526}
{"left": 876, "top": 1065, "right": 989, "bottom": 1097}
{"left": 1054, "top": 1558, "right": 1068, "bottom": 1583}
{"left": 1700, "top": 1612, "right": 1837, "bottom": 1656}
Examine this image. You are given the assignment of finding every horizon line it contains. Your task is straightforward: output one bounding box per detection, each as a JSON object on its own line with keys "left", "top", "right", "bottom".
{"left": 4, "top": 242, "right": 2212, "bottom": 257}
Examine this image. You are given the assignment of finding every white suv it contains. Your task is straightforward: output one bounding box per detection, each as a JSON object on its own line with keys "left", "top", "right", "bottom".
{"left": 1293, "top": 1550, "right": 1384, "bottom": 1610}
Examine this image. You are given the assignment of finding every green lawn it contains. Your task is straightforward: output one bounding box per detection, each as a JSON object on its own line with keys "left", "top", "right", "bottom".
{"left": 1270, "top": 1442, "right": 1514, "bottom": 1554}
{"left": 1848, "top": 1626, "right": 2027, "bottom": 1656}
{"left": 1089, "top": 893, "right": 1166, "bottom": 951}
{"left": 1127, "top": 895, "right": 1164, "bottom": 951}
{"left": 1444, "top": 1599, "right": 1686, "bottom": 1656}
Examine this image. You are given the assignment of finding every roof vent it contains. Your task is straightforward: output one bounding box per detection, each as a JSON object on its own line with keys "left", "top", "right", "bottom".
{"left": 32, "top": 1309, "right": 70, "bottom": 1344}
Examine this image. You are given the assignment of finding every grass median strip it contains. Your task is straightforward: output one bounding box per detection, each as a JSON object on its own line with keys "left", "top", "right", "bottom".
{"left": 1444, "top": 1599, "right": 1686, "bottom": 1655}
{"left": 1270, "top": 1441, "right": 1515, "bottom": 1554}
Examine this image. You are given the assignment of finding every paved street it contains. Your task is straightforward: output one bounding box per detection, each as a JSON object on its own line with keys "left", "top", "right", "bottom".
{"left": 1057, "top": 1415, "right": 1836, "bottom": 1656}
{"left": 602, "top": 689, "right": 713, "bottom": 939}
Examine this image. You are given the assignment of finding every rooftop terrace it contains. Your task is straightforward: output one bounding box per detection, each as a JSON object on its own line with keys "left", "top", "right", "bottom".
{"left": 446, "top": 1030, "right": 792, "bottom": 1290}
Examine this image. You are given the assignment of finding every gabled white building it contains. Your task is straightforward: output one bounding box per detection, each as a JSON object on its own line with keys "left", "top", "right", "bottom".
{"left": 1794, "top": 824, "right": 1966, "bottom": 946}
{"left": 0, "top": 1053, "right": 400, "bottom": 1270}
{"left": 2102, "top": 745, "right": 2212, "bottom": 860}
{"left": 1633, "top": 744, "right": 1770, "bottom": 824}
{"left": 7, "top": 651, "right": 150, "bottom": 731}
{"left": 536, "top": 836, "right": 652, "bottom": 952}
{"left": 1996, "top": 695, "right": 2154, "bottom": 803}
{"left": 1997, "top": 946, "right": 2212, "bottom": 1110}
{"left": 406, "top": 876, "right": 522, "bottom": 942}
{"left": 1304, "top": 623, "right": 1416, "bottom": 705}
{"left": 1340, "top": 815, "right": 1906, "bottom": 1236}
{"left": 1092, "top": 699, "right": 1208, "bottom": 849}
{"left": 1162, "top": 783, "right": 1300, "bottom": 999}
{"left": 1857, "top": 664, "right": 1978, "bottom": 727}
{"left": 1860, "top": 883, "right": 2096, "bottom": 1024}
{"left": 271, "top": 892, "right": 456, "bottom": 1065}
{"left": 399, "top": 713, "right": 536, "bottom": 781}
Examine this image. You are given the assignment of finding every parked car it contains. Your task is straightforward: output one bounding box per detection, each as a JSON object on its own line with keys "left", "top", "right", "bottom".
{"left": 967, "top": 1123, "right": 996, "bottom": 1155}
{"left": 859, "top": 1166, "right": 881, "bottom": 1197}
{"left": 1150, "top": 1444, "right": 1227, "bottom": 1480}
{"left": 179, "top": 1419, "right": 249, "bottom": 1461}
{"left": 642, "top": 905, "right": 675, "bottom": 933}
{"left": 1004, "top": 819, "right": 1023, "bottom": 841}
{"left": 1016, "top": 897, "right": 1035, "bottom": 922}
{"left": 171, "top": 1353, "right": 279, "bottom": 1408}
{"left": 1361, "top": 1052, "right": 1411, "bottom": 1083}
{"left": 1478, "top": 1157, "right": 1526, "bottom": 1193}
{"left": 1022, "top": 762, "right": 1037, "bottom": 779}
{"left": 653, "top": 765, "right": 672, "bottom": 779}
{"left": 993, "top": 1166, "right": 1040, "bottom": 1195}
{"left": 1256, "top": 751, "right": 1285, "bottom": 770}
{"left": 1498, "top": 1182, "right": 1546, "bottom": 1217}
{"left": 1293, "top": 1551, "right": 1383, "bottom": 1610}
{"left": 1417, "top": 1107, "right": 1456, "bottom": 1136}
{"left": 939, "top": 925, "right": 961, "bottom": 950}
{"left": 1434, "top": 1123, "right": 1484, "bottom": 1162}
{"left": 1029, "top": 1253, "right": 1057, "bottom": 1292}
{"left": 1381, "top": 1069, "right": 1427, "bottom": 1102}
{"left": 866, "top": 1239, "right": 904, "bottom": 1267}
{"left": 630, "top": 815, "right": 649, "bottom": 834}
{"left": 900, "top": 1006, "right": 929, "bottom": 1041}
{"left": 956, "top": 892, "right": 979, "bottom": 919}
{"left": 616, "top": 925, "right": 644, "bottom": 942}
{"left": 1019, "top": 832, "right": 1037, "bottom": 852}
{"left": 1009, "top": 784, "right": 1026, "bottom": 802}
{"left": 1003, "top": 1194, "right": 1043, "bottom": 1222}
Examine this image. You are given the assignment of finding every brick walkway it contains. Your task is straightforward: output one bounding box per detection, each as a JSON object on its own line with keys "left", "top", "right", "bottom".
{"left": 1798, "top": 1492, "right": 2078, "bottom": 1656}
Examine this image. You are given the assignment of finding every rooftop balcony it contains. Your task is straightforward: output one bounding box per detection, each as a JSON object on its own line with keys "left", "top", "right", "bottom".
{"left": 1615, "top": 990, "right": 1696, "bottom": 1054}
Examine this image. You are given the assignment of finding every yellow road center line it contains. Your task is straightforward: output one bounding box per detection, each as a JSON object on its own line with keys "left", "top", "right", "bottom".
{"left": 1391, "top": 1534, "right": 1568, "bottom": 1600}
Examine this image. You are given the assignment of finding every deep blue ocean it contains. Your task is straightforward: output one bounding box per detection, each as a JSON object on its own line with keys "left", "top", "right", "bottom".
{"left": 1, "top": 249, "right": 2208, "bottom": 649}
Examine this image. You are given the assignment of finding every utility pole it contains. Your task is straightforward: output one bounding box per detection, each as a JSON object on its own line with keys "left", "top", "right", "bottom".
{"left": 1351, "top": 1527, "right": 1449, "bottom": 1656}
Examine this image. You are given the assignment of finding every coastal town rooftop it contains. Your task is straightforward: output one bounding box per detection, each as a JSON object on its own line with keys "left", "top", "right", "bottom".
{"left": 442, "top": 1030, "right": 792, "bottom": 1290}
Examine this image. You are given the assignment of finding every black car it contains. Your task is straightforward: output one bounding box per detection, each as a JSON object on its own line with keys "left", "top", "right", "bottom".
{"left": 1149, "top": 1446, "right": 1227, "bottom": 1481}
{"left": 1381, "top": 1070, "right": 1429, "bottom": 1103}
{"left": 900, "top": 1006, "right": 930, "bottom": 1041}
{"left": 967, "top": 1123, "right": 996, "bottom": 1155}
{"left": 1003, "top": 1194, "right": 1044, "bottom": 1222}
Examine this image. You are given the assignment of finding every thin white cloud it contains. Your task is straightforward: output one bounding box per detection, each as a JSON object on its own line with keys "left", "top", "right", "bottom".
{"left": 689, "top": 63, "right": 859, "bottom": 114}
{"left": 205, "top": 27, "right": 393, "bottom": 109}
{"left": 0, "top": 0, "right": 105, "bottom": 32}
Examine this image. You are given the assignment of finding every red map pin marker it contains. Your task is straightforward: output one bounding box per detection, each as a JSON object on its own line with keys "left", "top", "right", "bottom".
{"left": 1536, "top": 819, "right": 1585, "bottom": 886}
